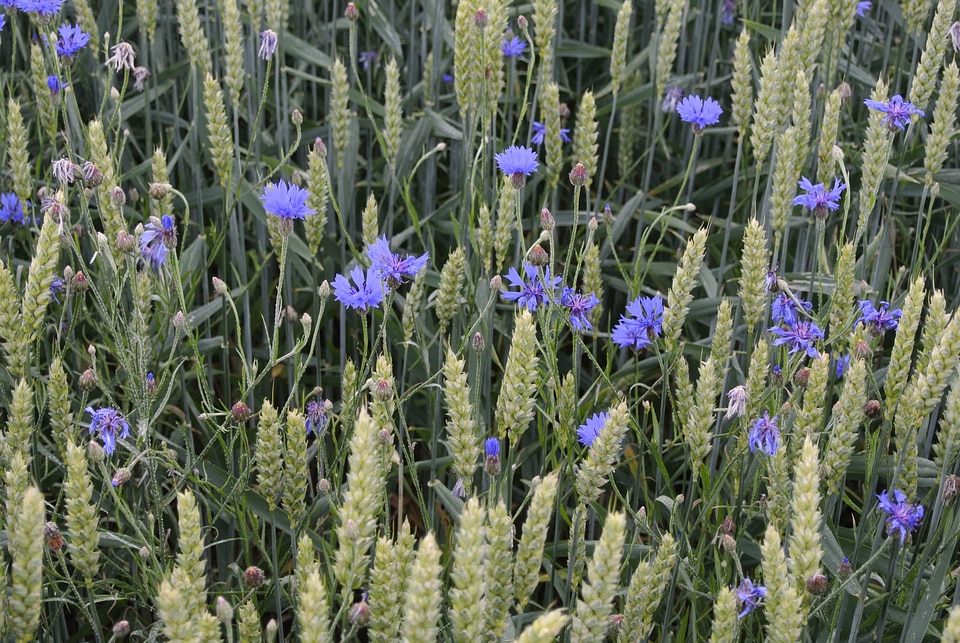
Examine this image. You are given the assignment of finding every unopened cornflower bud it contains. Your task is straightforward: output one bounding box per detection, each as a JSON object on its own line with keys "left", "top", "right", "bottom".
{"left": 129, "top": 188, "right": 140, "bottom": 205}
{"left": 377, "top": 428, "right": 392, "bottom": 445}
{"left": 569, "top": 162, "right": 589, "bottom": 186}
{"left": 79, "top": 368, "right": 97, "bottom": 392}
{"left": 559, "top": 102, "right": 571, "bottom": 121}
{"left": 315, "top": 137, "right": 328, "bottom": 158}
{"left": 318, "top": 280, "right": 331, "bottom": 301}
{"left": 114, "top": 229, "right": 135, "bottom": 254}
{"left": 139, "top": 546, "right": 150, "bottom": 559}
{"left": 490, "top": 275, "right": 502, "bottom": 291}
{"left": 292, "top": 109, "right": 303, "bottom": 126}
{"left": 148, "top": 182, "right": 170, "bottom": 201}
{"left": 71, "top": 271, "right": 89, "bottom": 293}
{"left": 720, "top": 533, "right": 737, "bottom": 553}
{"left": 231, "top": 401, "right": 251, "bottom": 423}
{"left": 111, "top": 186, "right": 126, "bottom": 207}
{"left": 112, "top": 621, "right": 130, "bottom": 638}
{"left": 837, "top": 82, "right": 852, "bottom": 101}
{"left": 112, "top": 467, "right": 131, "bottom": 486}
{"left": 45, "top": 522, "right": 64, "bottom": 551}
{"left": 587, "top": 216, "right": 598, "bottom": 232}
{"left": 243, "top": 566, "right": 265, "bottom": 588}
{"left": 944, "top": 474, "right": 958, "bottom": 504}
{"left": 259, "top": 29, "right": 278, "bottom": 60}
{"left": 837, "top": 557, "right": 852, "bottom": 580}
{"left": 373, "top": 377, "right": 393, "bottom": 401}
{"left": 317, "top": 478, "right": 331, "bottom": 494}
{"left": 344, "top": 519, "right": 360, "bottom": 542}
{"left": 265, "top": 620, "right": 278, "bottom": 641}
{"left": 349, "top": 596, "right": 371, "bottom": 627}
{"left": 216, "top": 596, "right": 234, "bottom": 624}
{"left": 474, "top": 8, "right": 488, "bottom": 29}
{"left": 88, "top": 440, "right": 105, "bottom": 464}
{"left": 528, "top": 243, "right": 549, "bottom": 267}
{"left": 300, "top": 312, "right": 311, "bottom": 334}
{"left": 863, "top": 399, "right": 882, "bottom": 418}
{"left": 285, "top": 305, "right": 298, "bottom": 323}
{"left": 795, "top": 367, "right": 811, "bottom": 387}
{"left": 145, "top": 372, "right": 157, "bottom": 397}
{"left": 484, "top": 437, "right": 501, "bottom": 476}
{"left": 344, "top": 2, "right": 359, "bottom": 20}
{"left": 771, "top": 365, "right": 783, "bottom": 386}
{"left": 853, "top": 338, "right": 873, "bottom": 359}
{"left": 82, "top": 161, "right": 103, "bottom": 187}
{"left": 806, "top": 573, "right": 828, "bottom": 595}
{"left": 602, "top": 202, "right": 613, "bottom": 225}
{"left": 173, "top": 311, "right": 187, "bottom": 330}
{"left": 212, "top": 277, "right": 229, "bottom": 296}
{"left": 517, "top": 14, "right": 528, "bottom": 30}
{"left": 473, "top": 332, "right": 485, "bottom": 353}
{"left": 541, "top": 207, "right": 555, "bottom": 231}
{"left": 607, "top": 613, "right": 624, "bottom": 638}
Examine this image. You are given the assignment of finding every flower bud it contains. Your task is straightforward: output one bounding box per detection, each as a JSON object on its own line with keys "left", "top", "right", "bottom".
{"left": 377, "top": 428, "right": 392, "bottom": 445}
{"left": 292, "top": 109, "right": 303, "bottom": 126}
{"left": 149, "top": 182, "right": 169, "bottom": 201}
{"left": 344, "top": 2, "right": 359, "bottom": 20}
{"left": 474, "top": 8, "right": 488, "bottom": 29}
{"left": 146, "top": 372, "right": 157, "bottom": 396}
{"left": 82, "top": 161, "right": 103, "bottom": 187}
{"left": 128, "top": 187, "right": 139, "bottom": 205}
{"left": 111, "top": 186, "right": 126, "bottom": 207}
{"left": 344, "top": 519, "right": 360, "bottom": 542}
{"left": 79, "top": 368, "right": 97, "bottom": 392}
{"left": 115, "top": 230, "right": 136, "bottom": 254}
{"left": 837, "top": 557, "right": 852, "bottom": 580}
{"left": 318, "top": 280, "right": 331, "bottom": 301}
{"left": 314, "top": 137, "right": 327, "bottom": 158}
{"left": 528, "top": 243, "right": 548, "bottom": 267}
{"left": 88, "top": 440, "right": 105, "bottom": 465}
{"left": 231, "top": 401, "right": 251, "bottom": 423}
{"left": 863, "top": 399, "right": 882, "bottom": 419}
{"left": 472, "top": 332, "right": 485, "bottom": 353}
{"left": 243, "top": 566, "right": 265, "bottom": 588}
{"left": 489, "top": 275, "right": 502, "bottom": 291}
{"left": 794, "top": 367, "right": 811, "bottom": 387}
{"left": 318, "top": 478, "right": 331, "bottom": 494}
{"left": 216, "top": 596, "right": 234, "bottom": 624}
{"left": 559, "top": 102, "right": 571, "bottom": 121}
{"left": 71, "top": 271, "right": 89, "bottom": 293}
{"left": 587, "top": 216, "right": 598, "bottom": 231}
{"left": 265, "top": 620, "right": 278, "bottom": 641}
{"left": 173, "top": 310, "right": 187, "bottom": 331}
{"left": 517, "top": 15, "right": 528, "bottom": 30}
{"left": 569, "top": 162, "right": 589, "bottom": 187}
{"left": 720, "top": 515, "right": 736, "bottom": 535}
{"left": 806, "top": 573, "right": 828, "bottom": 596}
{"left": 112, "top": 467, "right": 132, "bottom": 486}
{"left": 540, "top": 207, "right": 554, "bottom": 232}
{"left": 943, "top": 474, "right": 958, "bottom": 504}
{"left": 212, "top": 277, "right": 229, "bottom": 296}
{"left": 112, "top": 621, "right": 130, "bottom": 639}
{"left": 286, "top": 304, "right": 299, "bottom": 323}
{"left": 720, "top": 533, "right": 737, "bottom": 554}
{"left": 372, "top": 377, "right": 393, "bottom": 402}
{"left": 349, "top": 597, "right": 371, "bottom": 627}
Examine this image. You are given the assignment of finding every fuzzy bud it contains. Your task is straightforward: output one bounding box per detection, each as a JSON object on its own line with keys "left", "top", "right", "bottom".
{"left": 318, "top": 280, "right": 331, "bottom": 301}
{"left": 806, "top": 573, "right": 828, "bottom": 595}
{"left": 569, "top": 162, "right": 589, "bottom": 187}
{"left": 317, "top": 478, "right": 331, "bottom": 494}
{"left": 837, "top": 557, "right": 852, "bottom": 580}
{"left": 243, "top": 566, "right": 265, "bottom": 588}
{"left": 112, "top": 467, "right": 131, "bottom": 486}
{"left": 474, "top": 8, "right": 489, "bottom": 29}
{"left": 349, "top": 597, "right": 371, "bottom": 627}
{"left": 587, "top": 216, "right": 598, "bottom": 231}
{"left": 863, "top": 399, "right": 882, "bottom": 419}
{"left": 344, "top": 2, "right": 359, "bottom": 20}
{"left": 128, "top": 188, "right": 139, "bottom": 205}
{"left": 79, "top": 368, "right": 97, "bottom": 392}
{"left": 720, "top": 533, "right": 737, "bottom": 553}
{"left": 292, "top": 109, "right": 303, "bottom": 126}
{"left": 212, "top": 277, "right": 229, "bottom": 296}
{"left": 377, "top": 428, "right": 392, "bottom": 445}
{"left": 473, "top": 332, "right": 485, "bottom": 353}
{"left": 173, "top": 311, "right": 187, "bottom": 331}
{"left": 489, "top": 275, "right": 502, "bottom": 291}
{"left": 517, "top": 14, "right": 528, "bottom": 31}
{"left": 216, "top": 596, "right": 234, "bottom": 624}
{"left": 72, "top": 271, "right": 89, "bottom": 293}
{"left": 944, "top": 474, "right": 958, "bottom": 504}
{"left": 88, "top": 440, "right": 105, "bottom": 464}
{"left": 149, "top": 182, "right": 169, "bottom": 201}
{"left": 115, "top": 230, "right": 136, "bottom": 254}
{"left": 794, "top": 367, "right": 811, "bottom": 387}
{"left": 110, "top": 186, "right": 126, "bottom": 207}
{"left": 720, "top": 516, "right": 736, "bottom": 535}
{"left": 112, "top": 621, "right": 130, "bottom": 639}
{"left": 230, "top": 401, "right": 251, "bottom": 423}
{"left": 344, "top": 519, "right": 360, "bottom": 542}
{"left": 540, "top": 207, "right": 555, "bottom": 231}
{"left": 528, "top": 243, "right": 549, "bottom": 267}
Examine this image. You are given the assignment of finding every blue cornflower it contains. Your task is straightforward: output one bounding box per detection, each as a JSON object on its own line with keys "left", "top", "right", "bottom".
{"left": 484, "top": 437, "right": 501, "bottom": 475}
{"left": 721, "top": 0, "right": 737, "bottom": 25}
{"left": 55, "top": 23, "right": 90, "bottom": 59}
{"left": 86, "top": 406, "right": 131, "bottom": 455}
{"left": 50, "top": 277, "right": 65, "bottom": 304}
{"left": 855, "top": 300, "right": 902, "bottom": 335}
{"left": 768, "top": 320, "right": 824, "bottom": 358}
{"left": 612, "top": 295, "right": 664, "bottom": 350}
{"left": 305, "top": 399, "right": 330, "bottom": 436}
{"left": 47, "top": 76, "right": 67, "bottom": 94}
{"left": 560, "top": 288, "right": 600, "bottom": 332}
{"left": 140, "top": 215, "right": 176, "bottom": 271}
{"left": 261, "top": 179, "right": 316, "bottom": 221}
{"left": 530, "top": 121, "right": 571, "bottom": 145}
{"left": 771, "top": 293, "right": 812, "bottom": 326}
{"left": 793, "top": 176, "right": 846, "bottom": 219}
{"left": 864, "top": 95, "right": 925, "bottom": 131}
{"left": 735, "top": 579, "right": 767, "bottom": 618}
{"left": 359, "top": 50, "right": 377, "bottom": 70}
{"left": 857, "top": 0, "right": 872, "bottom": 16}
{"left": 0, "top": 14, "right": 5, "bottom": 31}
{"left": 442, "top": 72, "right": 454, "bottom": 83}
{"left": 501, "top": 263, "right": 560, "bottom": 311}
{"left": 258, "top": 29, "right": 277, "bottom": 60}
{"left": 577, "top": 411, "right": 609, "bottom": 447}
{"left": 495, "top": 145, "right": 539, "bottom": 187}
{"left": 0, "top": 193, "right": 28, "bottom": 224}
{"left": 366, "top": 236, "right": 429, "bottom": 288}
{"left": 748, "top": 412, "right": 780, "bottom": 455}
{"left": 332, "top": 265, "right": 384, "bottom": 312}
{"left": 835, "top": 353, "right": 851, "bottom": 379}
{"left": 502, "top": 35, "right": 526, "bottom": 57}
{"left": 676, "top": 95, "right": 723, "bottom": 133}
{"left": 13, "top": 0, "right": 64, "bottom": 16}
{"left": 876, "top": 489, "right": 924, "bottom": 545}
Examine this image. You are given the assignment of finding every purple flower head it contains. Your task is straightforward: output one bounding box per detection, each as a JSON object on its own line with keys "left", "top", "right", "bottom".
{"left": 359, "top": 50, "right": 377, "bottom": 70}
{"left": 332, "top": 265, "right": 384, "bottom": 312}
{"left": 577, "top": 411, "right": 609, "bottom": 447}
{"left": 0, "top": 14, "right": 5, "bottom": 31}
{"left": 855, "top": 300, "right": 902, "bottom": 335}
{"left": 793, "top": 176, "right": 846, "bottom": 219}
{"left": 47, "top": 75, "right": 67, "bottom": 94}
{"left": 748, "top": 412, "right": 780, "bottom": 455}
{"left": 54, "top": 23, "right": 89, "bottom": 59}
{"left": 676, "top": 95, "right": 723, "bottom": 133}
{"left": 366, "top": 236, "right": 429, "bottom": 288}
{"left": 950, "top": 21, "right": 960, "bottom": 52}
{"left": 530, "top": 121, "right": 571, "bottom": 145}
{"left": 49, "top": 277, "right": 65, "bottom": 304}
{"left": 857, "top": 0, "right": 872, "bottom": 16}
{"left": 835, "top": 353, "right": 851, "bottom": 379}
{"left": 771, "top": 293, "right": 812, "bottom": 326}
{"left": 768, "top": 320, "right": 824, "bottom": 358}
{"left": 502, "top": 35, "right": 526, "bottom": 57}
{"left": 661, "top": 87, "right": 684, "bottom": 113}
{"left": 876, "top": 489, "right": 924, "bottom": 545}
{"left": 735, "top": 578, "right": 767, "bottom": 618}
{"left": 864, "top": 95, "right": 925, "bottom": 131}
{"left": 612, "top": 295, "right": 664, "bottom": 350}
{"left": 0, "top": 193, "right": 28, "bottom": 224}
{"left": 140, "top": 215, "right": 176, "bottom": 271}
{"left": 485, "top": 437, "right": 500, "bottom": 458}
{"left": 561, "top": 288, "right": 600, "bottom": 332}
{"left": 501, "top": 263, "right": 560, "bottom": 311}
{"left": 85, "top": 406, "right": 131, "bottom": 455}
{"left": 261, "top": 179, "right": 316, "bottom": 221}
{"left": 14, "top": 0, "right": 64, "bottom": 16}
{"left": 442, "top": 72, "right": 454, "bottom": 83}
{"left": 259, "top": 29, "right": 278, "bottom": 60}
{"left": 305, "top": 399, "right": 330, "bottom": 436}
{"left": 721, "top": 0, "right": 737, "bottom": 25}
{"left": 495, "top": 145, "right": 539, "bottom": 187}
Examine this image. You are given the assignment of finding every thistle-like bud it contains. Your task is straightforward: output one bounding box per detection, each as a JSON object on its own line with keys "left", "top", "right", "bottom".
{"left": 350, "top": 596, "right": 371, "bottom": 626}
{"left": 115, "top": 230, "right": 136, "bottom": 254}
{"left": 112, "top": 621, "right": 130, "bottom": 638}
{"left": 344, "top": 2, "right": 359, "bottom": 20}
{"left": 212, "top": 277, "right": 229, "bottom": 296}
{"left": 292, "top": 109, "right": 303, "bottom": 126}
{"left": 474, "top": 8, "right": 488, "bottom": 29}
{"left": 111, "top": 468, "right": 131, "bottom": 486}
{"left": 473, "top": 332, "right": 485, "bottom": 353}
{"left": 863, "top": 399, "right": 882, "bottom": 418}
{"left": 806, "top": 573, "right": 828, "bottom": 596}
{"left": 837, "top": 557, "right": 852, "bottom": 580}
{"left": 528, "top": 244, "right": 548, "bottom": 267}
{"left": 216, "top": 596, "right": 234, "bottom": 624}
{"left": 243, "top": 566, "right": 265, "bottom": 588}
{"left": 540, "top": 207, "right": 555, "bottom": 231}
{"left": 79, "top": 368, "right": 97, "bottom": 392}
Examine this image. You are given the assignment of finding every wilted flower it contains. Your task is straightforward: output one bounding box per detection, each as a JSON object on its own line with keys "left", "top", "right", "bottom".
{"left": 86, "top": 406, "right": 131, "bottom": 455}
{"left": 676, "top": 95, "right": 723, "bottom": 133}
{"left": 950, "top": 21, "right": 960, "bottom": 52}
{"left": 735, "top": 578, "right": 767, "bottom": 617}
{"left": 725, "top": 385, "right": 747, "bottom": 419}
{"left": 876, "top": 489, "right": 924, "bottom": 545}
{"left": 132, "top": 66, "right": 151, "bottom": 91}
{"left": 106, "top": 41, "right": 137, "bottom": 71}
{"left": 864, "top": 95, "right": 925, "bottom": 131}
{"left": 661, "top": 86, "right": 684, "bottom": 113}
{"left": 259, "top": 29, "right": 278, "bottom": 60}
{"left": 577, "top": 411, "right": 609, "bottom": 447}
{"left": 748, "top": 412, "right": 780, "bottom": 455}
{"left": 52, "top": 158, "right": 77, "bottom": 185}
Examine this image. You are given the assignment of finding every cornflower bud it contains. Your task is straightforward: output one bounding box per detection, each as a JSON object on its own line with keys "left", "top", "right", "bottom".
{"left": 806, "top": 573, "right": 828, "bottom": 596}
{"left": 231, "top": 401, "right": 251, "bottom": 423}
{"left": 112, "top": 467, "right": 131, "bottom": 486}
{"left": 344, "top": 2, "right": 359, "bottom": 20}
{"left": 349, "top": 595, "right": 371, "bottom": 627}
{"left": 292, "top": 109, "right": 303, "bottom": 126}
{"left": 528, "top": 244, "right": 548, "bottom": 267}
{"left": 474, "top": 8, "right": 488, "bottom": 29}
{"left": 79, "top": 368, "right": 97, "bottom": 392}
{"left": 212, "top": 277, "right": 229, "bottom": 296}
{"left": 569, "top": 162, "right": 589, "bottom": 186}
{"left": 71, "top": 271, "right": 89, "bottom": 293}
{"left": 317, "top": 478, "right": 331, "bottom": 494}
{"left": 111, "top": 186, "right": 126, "bottom": 207}
{"left": 541, "top": 207, "right": 555, "bottom": 232}
{"left": 944, "top": 474, "right": 958, "bottom": 504}
{"left": 243, "top": 566, "right": 265, "bottom": 588}
{"left": 837, "top": 557, "right": 852, "bottom": 580}
{"left": 113, "top": 621, "right": 130, "bottom": 638}
{"left": 794, "top": 367, "right": 811, "bottom": 387}
{"left": 149, "top": 182, "right": 169, "bottom": 200}
{"left": 473, "top": 332, "right": 485, "bottom": 353}
{"left": 318, "top": 280, "right": 331, "bottom": 301}
{"left": 216, "top": 596, "right": 234, "bottom": 624}
{"left": 863, "top": 399, "right": 882, "bottom": 418}
{"left": 82, "top": 161, "right": 103, "bottom": 187}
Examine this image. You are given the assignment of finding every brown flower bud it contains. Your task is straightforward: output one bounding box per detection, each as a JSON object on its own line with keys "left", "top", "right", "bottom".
{"left": 473, "top": 332, "right": 485, "bottom": 353}
{"left": 231, "top": 401, "right": 251, "bottom": 423}
{"left": 474, "top": 8, "right": 488, "bottom": 29}
{"left": 806, "top": 573, "right": 828, "bottom": 596}
{"left": 243, "top": 565, "right": 265, "bottom": 588}
{"left": 863, "top": 399, "right": 882, "bottom": 419}
{"left": 528, "top": 243, "right": 549, "bottom": 267}
{"left": 540, "top": 207, "right": 555, "bottom": 232}
{"left": 794, "top": 367, "right": 811, "bottom": 387}
{"left": 45, "top": 522, "right": 64, "bottom": 551}
{"left": 569, "top": 162, "right": 589, "bottom": 187}
{"left": 115, "top": 230, "right": 136, "bottom": 254}
{"left": 344, "top": 2, "right": 359, "bottom": 20}
{"left": 79, "top": 368, "right": 97, "bottom": 392}
{"left": 149, "top": 182, "right": 169, "bottom": 201}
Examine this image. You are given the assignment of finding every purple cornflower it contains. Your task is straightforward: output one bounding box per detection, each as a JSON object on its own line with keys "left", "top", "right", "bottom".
{"left": 259, "top": 29, "right": 278, "bottom": 60}
{"left": 771, "top": 293, "right": 812, "bottom": 326}
{"left": 500, "top": 263, "right": 561, "bottom": 311}
{"left": 359, "top": 50, "right": 377, "bottom": 70}
{"left": 261, "top": 179, "right": 316, "bottom": 220}
{"left": 366, "top": 236, "right": 429, "bottom": 288}
{"left": 13, "top": 0, "right": 64, "bottom": 16}
{"left": 484, "top": 437, "right": 501, "bottom": 476}
{"left": 735, "top": 578, "right": 767, "bottom": 617}
{"left": 748, "top": 412, "right": 780, "bottom": 455}
{"left": 495, "top": 145, "right": 539, "bottom": 187}
{"left": 857, "top": 0, "right": 872, "bottom": 16}
{"left": 530, "top": 121, "right": 571, "bottom": 145}
{"left": 793, "top": 176, "right": 846, "bottom": 219}
{"left": 864, "top": 95, "right": 925, "bottom": 131}
{"left": 676, "top": 95, "right": 723, "bottom": 133}
{"left": 140, "top": 215, "right": 176, "bottom": 271}
{"left": 855, "top": 300, "right": 902, "bottom": 335}
{"left": 502, "top": 34, "right": 526, "bottom": 57}
{"left": 768, "top": 320, "right": 824, "bottom": 358}
{"left": 0, "top": 14, "right": 5, "bottom": 31}
{"left": 661, "top": 87, "right": 684, "bottom": 113}
{"left": 442, "top": 72, "right": 454, "bottom": 83}
{"left": 47, "top": 76, "right": 67, "bottom": 95}
{"left": 54, "top": 23, "right": 89, "bottom": 59}
{"left": 132, "top": 66, "right": 151, "bottom": 91}
{"left": 876, "top": 489, "right": 924, "bottom": 545}
{"left": 835, "top": 353, "right": 851, "bottom": 378}
{"left": 577, "top": 411, "right": 609, "bottom": 447}
{"left": 721, "top": 0, "right": 737, "bottom": 25}
{"left": 0, "top": 193, "right": 28, "bottom": 224}
{"left": 86, "top": 406, "right": 131, "bottom": 455}
{"left": 305, "top": 399, "right": 330, "bottom": 436}
{"left": 50, "top": 277, "right": 65, "bottom": 304}
{"left": 560, "top": 288, "right": 600, "bottom": 332}
{"left": 611, "top": 295, "right": 664, "bottom": 351}
{"left": 332, "top": 265, "right": 384, "bottom": 312}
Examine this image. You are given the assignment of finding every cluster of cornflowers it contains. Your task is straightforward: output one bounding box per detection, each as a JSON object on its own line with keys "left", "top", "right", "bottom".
{"left": 332, "top": 237, "right": 429, "bottom": 312}
{"left": 767, "top": 293, "right": 824, "bottom": 358}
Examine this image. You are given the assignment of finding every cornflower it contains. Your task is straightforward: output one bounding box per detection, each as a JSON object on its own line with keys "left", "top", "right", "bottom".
{"left": 748, "top": 412, "right": 780, "bottom": 455}
{"left": 13, "top": 0, "right": 63, "bottom": 16}
{"left": 735, "top": 579, "right": 767, "bottom": 617}
{"left": 140, "top": 215, "right": 176, "bottom": 271}
{"left": 132, "top": 67, "right": 151, "bottom": 91}
{"left": 500, "top": 263, "right": 560, "bottom": 311}
{"left": 495, "top": 145, "right": 539, "bottom": 187}
{"left": 47, "top": 76, "right": 67, "bottom": 95}
{"left": 721, "top": 0, "right": 737, "bottom": 25}
{"left": 106, "top": 41, "right": 136, "bottom": 71}
{"left": 855, "top": 300, "right": 901, "bottom": 335}
{"left": 771, "top": 293, "right": 812, "bottom": 326}
{"left": 876, "top": 489, "right": 924, "bottom": 545}
{"left": 793, "top": 177, "right": 846, "bottom": 219}
{"left": 864, "top": 95, "right": 925, "bottom": 131}
{"left": 502, "top": 33, "right": 526, "bottom": 57}
{"left": 484, "top": 437, "right": 501, "bottom": 475}
{"left": 54, "top": 23, "right": 90, "bottom": 60}
{"left": 86, "top": 406, "right": 131, "bottom": 455}
{"left": 49, "top": 277, "right": 65, "bottom": 304}
{"left": 577, "top": 411, "right": 609, "bottom": 447}
{"left": 358, "top": 50, "right": 377, "bottom": 70}
{"left": 531, "top": 121, "right": 571, "bottom": 145}
{"left": 611, "top": 295, "right": 664, "bottom": 350}
{"left": 661, "top": 87, "right": 684, "bottom": 113}
{"left": 52, "top": 158, "right": 77, "bottom": 184}
{"left": 857, "top": 1, "right": 872, "bottom": 16}
{"left": 676, "top": 95, "right": 723, "bottom": 133}
{"left": 332, "top": 265, "right": 384, "bottom": 312}
{"left": 305, "top": 399, "right": 331, "bottom": 436}
{"left": 835, "top": 353, "right": 851, "bottom": 378}
{"left": 768, "top": 320, "right": 824, "bottom": 358}
{"left": 365, "top": 236, "right": 429, "bottom": 288}
{"left": 950, "top": 21, "right": 960, "bottom": 52}
{"left": 0, "top": 193, "right": 28, "bottom": 224}
{"left": 560, "top": 288, "right": 600, "bottom": 331}
{"left": 259, "top": 29, "right": 278, "bottom": 60}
